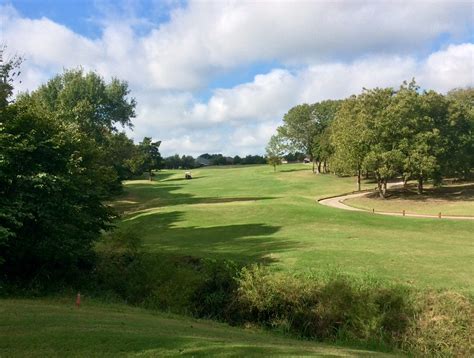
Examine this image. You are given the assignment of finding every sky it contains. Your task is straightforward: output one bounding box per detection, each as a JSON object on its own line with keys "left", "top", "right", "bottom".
{"left": 1, "top": 0, "right": 473, "bottom": 156}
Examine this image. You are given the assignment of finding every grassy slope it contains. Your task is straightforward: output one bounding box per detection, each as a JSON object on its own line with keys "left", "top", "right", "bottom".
{"left": 344, "top": 184, "right": 474, "bottom": 216}
{"left": 115, "top": 164, "right": 474, "bottom": 294}
{"left": 0, "top": 298, "right": 393, "bottom": 357}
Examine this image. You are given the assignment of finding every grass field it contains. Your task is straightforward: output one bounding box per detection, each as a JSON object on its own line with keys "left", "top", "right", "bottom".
{"left": 114, "top": 164, "right": 474, "bottom": 294}
{"left": 344, "top": 183, "right": 474, "bottom": 217}
{"left": 0, "top": 298, "right": 394, "bottom": 357}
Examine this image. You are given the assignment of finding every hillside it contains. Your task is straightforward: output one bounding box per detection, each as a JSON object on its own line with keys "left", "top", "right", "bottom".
{"left": 0, "top": 298, "right": 394, "bottom": 357}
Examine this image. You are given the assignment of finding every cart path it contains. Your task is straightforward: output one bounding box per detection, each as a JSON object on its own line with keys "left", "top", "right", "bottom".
{"left": 318, "top": 183, "right": 474, "bottom": 221}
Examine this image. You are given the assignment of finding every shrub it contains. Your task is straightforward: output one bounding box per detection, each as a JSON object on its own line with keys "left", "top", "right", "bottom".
{"left": 402, "top": 291, "right": 473, "bottom": 357}
{"left": 94, "top": 230, "right": 241, "bottom": 315}
{"left": 93, "top": 234, "right": 472, "bottom": 356}
{"left": 191, "top": 258, "right": 241, "bottom": 320}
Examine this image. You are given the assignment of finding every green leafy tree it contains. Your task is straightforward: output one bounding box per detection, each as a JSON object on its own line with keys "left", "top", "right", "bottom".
{"left": 104, "top": 132, "right": 139, "bottom": 181}
{"left": 358, "top": 87, "right": 400, "bottom": 197}
{"left": 22, "top": 68, "right": 138, "bottom": 193}
{"left": 0, "top": 102, "right": 115, "bottom": 279}
{"left": 26, "top": 68, "right": 136, "bottom": 141}
{"left": 278, "top": 104, "right": 319, "bottom": 173}
{"left": 181, "top": 155, "right": 196, "bottom": 169}
{"left": 137, "top": 137, "right": 162, "bottom": 180}
{"left": 444, "top": 88, "right": 474, "bottom": 178}
{"left": 392, "top": 82, "right": 444, "bottom": 193}
{"left": 266, "top": 134, "right": 287, "bottom": 171}
{"left": 330, "top": 96, "right": 370, "bottom": 191}
{"left": 311, "top": 100, "right": 342, "bottom": 173}
{"left": 0, "top": 46, "right": 23, "bottom": 110}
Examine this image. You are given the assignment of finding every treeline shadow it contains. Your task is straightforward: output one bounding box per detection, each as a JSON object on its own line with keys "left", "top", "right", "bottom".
{"left": 123, "top": 210, "right": 295, "bottom": 265}
{"left": 368, "top": 184, "right": 474, "bottom": 202}
{"left": 114, "top": 183, "right": 275, "bottom": 214}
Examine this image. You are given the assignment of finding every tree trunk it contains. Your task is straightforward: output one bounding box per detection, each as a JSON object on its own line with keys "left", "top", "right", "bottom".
{"left": 403, "top": 176, "right": 409, "bottom": 188}
{"left": 365, "top": 170, "right": 369, "bottom": 180}
{"left": 382, "top": 180, "right": 387, "bottom": 197}
{"left": 417, "top": 177, "right": 423, "bottom": 194}
{"left": 312, "top": 158, "right": 315, "bottom": 173}
{"left": 357, "top": 169, "right": 361, "bottom": 191}
{"left": 273, "top": 164, "right": 276, "bottom": 172}
{"left": 323, "top": 160, "right": 327, "bottom": 173}
{"left": 148, "top": 170, "right": 153, "bottom": 181}
{"left": 377, "top": 181, "right": 385, "bottom": 198}
{"left": 317, "top": 161, "right": 322, "bottom": 174}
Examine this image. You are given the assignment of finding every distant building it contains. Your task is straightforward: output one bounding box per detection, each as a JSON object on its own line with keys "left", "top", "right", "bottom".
{"left": 196, "top": 156, "right": 211, "bottom": 166}
{"left": 303, "top": 157, "right": 311, "bottom": 163}
{"left": 281, "top": 159, "right": 288, "bottom": 164}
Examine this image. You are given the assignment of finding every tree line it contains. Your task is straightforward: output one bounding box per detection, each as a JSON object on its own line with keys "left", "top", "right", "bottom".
{"left": 163, "top": 153, "right": 268, "bottom": 169}
{"left": 0, "top": 50, "right": 162, "bottom": 281}
{"left": 267, "top": 80, "right": 473, "bottom": 197}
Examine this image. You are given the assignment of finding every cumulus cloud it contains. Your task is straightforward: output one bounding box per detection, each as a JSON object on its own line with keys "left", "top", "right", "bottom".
{"left": 134, "top": 44, "right": 473, "bottom": 155}
{"left": 1, "top": 1, "right": 473, "bottom": 156}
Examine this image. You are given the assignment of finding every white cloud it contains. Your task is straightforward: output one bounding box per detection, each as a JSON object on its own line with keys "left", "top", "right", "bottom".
{"left": 2, "top": 1, "right": 472, "bottom": 91}
{"left": 420, "top": 43, "right": 474, "bottom": 92}
{"left": 135, "top": 44, "right": 473, "bottom": 156}
{"left": 1, "top": 2, "right": 473, "bottom": 156}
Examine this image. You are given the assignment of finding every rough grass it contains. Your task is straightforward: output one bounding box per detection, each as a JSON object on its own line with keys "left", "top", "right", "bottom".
{"left": 0, "top": 298, "right": 395, "bottom": 357}
{"left": 114, "top": 164, "right": 474, "bottom": 294}
{"left": 345, "top": 183, "right": 474, "bottom": 217}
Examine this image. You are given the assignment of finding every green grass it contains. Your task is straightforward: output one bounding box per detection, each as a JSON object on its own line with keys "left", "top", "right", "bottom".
{"left": 114, "top": 164, "right": 474, "bottom": 294}
{"left": 0, "top": 298, "right": 394, "bottom": 357}
{"left": 344, "top": 183, "right": 474, "bottom": 216}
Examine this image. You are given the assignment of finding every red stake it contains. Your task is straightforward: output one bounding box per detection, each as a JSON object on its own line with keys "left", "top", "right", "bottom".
{"left": 76, "top": 292, "right": 81, "bottom": 308}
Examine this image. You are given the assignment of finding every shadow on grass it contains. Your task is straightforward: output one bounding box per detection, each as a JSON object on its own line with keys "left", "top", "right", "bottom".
{"left": 123, "top": 211, "right": 291, "bottom": 264}
{"left": 367, "top": 184, "right": 474, "bottom": 202}
{"left": 113, "top": 183, "right": 275, "bottom": 214}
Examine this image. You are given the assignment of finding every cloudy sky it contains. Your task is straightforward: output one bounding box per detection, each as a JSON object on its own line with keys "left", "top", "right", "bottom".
{"left": 1, "top": 0, "right": 473, "bottom": 156}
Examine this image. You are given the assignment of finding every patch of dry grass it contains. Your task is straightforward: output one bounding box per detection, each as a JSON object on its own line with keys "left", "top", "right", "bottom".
{"left": 345, "top": 183, "right": 474, "bottom": 216}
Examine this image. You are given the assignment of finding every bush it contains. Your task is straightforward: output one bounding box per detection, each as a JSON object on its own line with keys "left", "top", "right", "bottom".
{"left": 237, "top": 266, "right": 413, "bottom": 346}
{"left": 93, "top": 233, "right": 472, "bottom": 356}
{"left": 94, "top": 230, "right": 241, "bottom": 315}
{"left": 402, "top": 291, "right": 473, "bottom": 357}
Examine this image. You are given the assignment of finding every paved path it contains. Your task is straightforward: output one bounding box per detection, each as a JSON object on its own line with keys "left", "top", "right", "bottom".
{"left": 318, "top": 183, "right": 474, "bottom": 221}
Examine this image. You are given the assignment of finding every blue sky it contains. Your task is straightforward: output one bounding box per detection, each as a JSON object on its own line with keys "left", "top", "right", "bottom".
{"left": 1, "top": 0, "right": 473, "bottom": 156}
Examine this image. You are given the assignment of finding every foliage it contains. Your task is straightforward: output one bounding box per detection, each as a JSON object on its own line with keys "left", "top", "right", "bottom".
{"left": 236, "top": 266, "right": 472, "bottom": 356}
{"left": 94, "top": 230, "right": 241, "bottom": 318}
{"left": 163, "top": 153, "right": 267, "bottom": 169}
{"left": 330, "top": 96, "right": 369, "bottom": 189}
{"left": 0, "top": 46, "right": 23, "bottom": 109}
{"left": 311, "top": 100, "right": 343, "bottom": 172}
{"left": 265, "top": 134, "right": 287, "bottom": 171}
{"left": 325, "top": 81, "right": 474, "bottom": 194}
{"left": 93, "top": 239, "right": 473, "bottom": 356}
{"left": 402, "top": 291, "right": 473, "bottom": 357}
{"left": 278, "top": 103, "right": 318, "bottom": 172}
{"left": 0, "top": 102, "right": 115, "bottom": 280}
{"left": 25, "top": 68, "right": 136, "bottom": 139}
{"left": 133, "top": 137, "right": 162, "bottom": 180}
